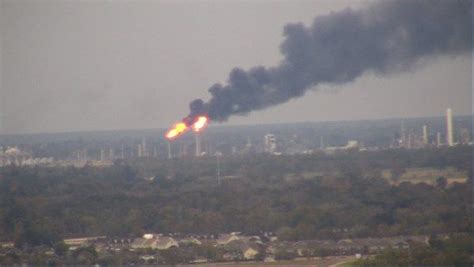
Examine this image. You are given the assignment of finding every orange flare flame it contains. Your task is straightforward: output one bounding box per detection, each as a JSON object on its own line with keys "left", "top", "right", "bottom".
{"left": 192, "top": 116, "right": 208, "bottom": 132}
{"left": 165, "top": 122, "right": 188, "bottom": 139}
{"left": 165, "top": 115, "right": 209, "bottom": 140}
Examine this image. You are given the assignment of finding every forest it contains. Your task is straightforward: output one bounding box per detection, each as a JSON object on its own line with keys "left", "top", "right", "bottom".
{"left": 0, "top": 146, "right": 471, "bottom": 248}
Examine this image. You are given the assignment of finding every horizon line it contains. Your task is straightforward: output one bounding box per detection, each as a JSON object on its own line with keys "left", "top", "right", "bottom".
{"left": 1, "top": 113, "right": 472, "bottom": 137}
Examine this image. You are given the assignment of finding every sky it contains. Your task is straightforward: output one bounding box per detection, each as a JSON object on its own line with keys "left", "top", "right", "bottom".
{"left": 0, "top": 0, "right": 472, "bottom": 134}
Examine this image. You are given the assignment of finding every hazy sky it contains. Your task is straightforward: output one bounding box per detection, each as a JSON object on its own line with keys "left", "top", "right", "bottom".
{"left": 1, "top": 0, "right": 472, "bottom": 134}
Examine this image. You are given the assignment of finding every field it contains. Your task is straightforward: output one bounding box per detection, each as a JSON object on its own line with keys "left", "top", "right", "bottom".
{"left": 286, "top": 167, "right": 468, "bottom": 187}
{"left": 188, "top": 256, "right": 357, "bottom": 267}
{"left": 382, "top": 167, "right": 468, "bottom": 186}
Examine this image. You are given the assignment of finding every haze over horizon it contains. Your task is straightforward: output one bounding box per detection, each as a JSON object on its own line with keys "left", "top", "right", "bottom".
{"left": 1, "top": 0, "right": 472, "bottom": 135}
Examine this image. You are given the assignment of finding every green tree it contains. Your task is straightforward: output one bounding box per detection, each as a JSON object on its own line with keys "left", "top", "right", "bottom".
{"left": 436, "top": 176, "right": 448, "bottom": 189}
{"left": 53, "top": 241, "right": 69, "bottom": 257}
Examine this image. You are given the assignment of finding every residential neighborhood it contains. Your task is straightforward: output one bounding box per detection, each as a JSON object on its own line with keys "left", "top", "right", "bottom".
{"left": 0, "top": 232, "right": 434, "bottom": 265}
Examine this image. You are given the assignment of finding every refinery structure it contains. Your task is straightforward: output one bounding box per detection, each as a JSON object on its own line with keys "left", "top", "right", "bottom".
{"left": 0, "top": 108, "right": 471, "bottom": 167}
{"left": 394, "top": 108, "right": 468, "bottom": 150}
{"left": 0, "top": 146, "right": 53, "bottom": 167}
{"left": 160, "top": 107, "right": 470, "bottom": 158}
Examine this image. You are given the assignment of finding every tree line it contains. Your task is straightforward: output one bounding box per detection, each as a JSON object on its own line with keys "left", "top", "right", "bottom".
{"left": 0, "top": 146, "right": 471, "bottom": 248}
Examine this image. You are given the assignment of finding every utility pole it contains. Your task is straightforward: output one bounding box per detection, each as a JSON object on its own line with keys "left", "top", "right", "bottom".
{"left": 216, "top": 152, "right": 222, "bottom": 185}
{"left": 167, "top": 141, "right": 172, "bottom": 159}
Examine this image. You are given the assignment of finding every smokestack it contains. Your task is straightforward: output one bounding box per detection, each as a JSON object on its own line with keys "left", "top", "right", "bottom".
{"left": 100, "top": 148, "right": 105, "bottom": 161}
{"left": 422, "top": 125, "right": 428, "bottom": 145}
{"left": 446, "top": 108, "right": 454, "bottom": 146}
{"left": 186, "top": 1, "right": 472, "bottom": 122}
{"left": 142, "top": 137, "right": 147, "bottom": 157}
{"left": 400, "top": 120, "right": 406, "bottom": 147}
{"left": 216, "top": 152, "right": 221, "bottom": 185}
{"left": 437, "top": 132, "right": 442, "bottom": 147}
{"left": 195, "top": 133, "right": 202, "bottom": 157}
{"left": 167, "top": 142, "right": 172, "bottom": 159}
{"left": 264, "top": 134, "right": 277, "bottom": 154}
{"left": 407, "top": 132, "right": 413, "bottom": 149}
{"left": 83, "top": 149, "right": 88, "bottom": 161}
{"left": 137, "top": 144, "right": 143, "bottom": 157}
{"left": 109, "top": 148, "right": 115, "bottom": 159}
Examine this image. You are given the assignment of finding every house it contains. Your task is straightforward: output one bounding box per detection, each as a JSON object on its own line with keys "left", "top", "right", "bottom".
{"left": 131, "top": 237, "right": 179, "bottom": 250}
{"left": 191, "top": 257, "right": 208, "bottom": 264}
{"left": 222, "top": 251, "right": 240, "bottom": 261}
{"left": 392, "top": 240, "right": 409, "bottom": 249}
{"left": 64, "top": 236, "right": 106, "bottom": 249}
{"left": 216, "top": 233, "right": 241, "bottom": 246}
{"left": 0, "top": 242, "right": 14, "bottom": 248}
{"left": 140, "top": 255, "right": 155, "bottom": 261}
{"left": 264, "top": 256, "right": 276, "bottom": 262}
{"left": 140, "top": 255, "right": 156, "bottom": 264}
{"left": 336, "top": 239, "right": 363, "bottom": 254}
{"left": 242, "top": 243, "right": 260, "bottom": 260}
{"left": 154, "top": 237, "right": 179, "bottom": 250}
{"left": 404, "top": 235, "right": 429, "bottom": 245}
{"left": 130, "top": 238, "right": 155, "bottom": 249}
{"left": 241, "top": 235, "right": 263, "bottom": 244}
{"left": 356, "top": 238, "right": 392, "bottom": 253}
{"left": 222, "top": 240, "right": 262, "bottom": 260}
{"left": 93, "top": 237, "right": 134, "bottom": 253}
{"left": 266, "top": 241, "right": 293, "bottom": 256}
{"left": 179, "top": 237, "right": 202, "bottom": 245}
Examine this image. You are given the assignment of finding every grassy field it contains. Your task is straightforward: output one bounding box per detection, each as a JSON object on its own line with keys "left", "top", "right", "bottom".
{"left": 382, "top": 167, "right": 468, "bottom": 186}
{"left": 287, "top": 167, "right": 468, "bottom": 186}
{"left": 335, "top": 259, "right": 360, "bottom": 267}
{"left": 188, "top": 256, "right": 356, "bottom": 267}
{"left": 284, "top": 171, "right": 329, "bottom": 182}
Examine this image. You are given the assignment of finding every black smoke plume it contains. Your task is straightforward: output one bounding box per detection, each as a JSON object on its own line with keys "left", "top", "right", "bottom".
{"left": 187, "top": 0, "right": 472, "bottom": 122}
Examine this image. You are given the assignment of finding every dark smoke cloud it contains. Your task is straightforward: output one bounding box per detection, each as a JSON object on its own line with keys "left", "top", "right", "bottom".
{"left": 188, "top": 0, "right": 472, "bottom": 122}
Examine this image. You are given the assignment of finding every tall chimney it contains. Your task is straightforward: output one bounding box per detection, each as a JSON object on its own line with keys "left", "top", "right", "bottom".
{"left": 195, "top": 133, "right": 202, "bottom": 157}
{"left": 142, "top": 137, "right": 147, "bottom": 157}
{"left": 436, "top": 132, "right": 442, "bottom": 147}
{"left": 422, "top": 125, "right": 428, "bottom": 145}
{"left": 100, "top": 148, "right": 106, "bottom": 161}
{"left": 167, "top": 142, "right": 172, "bottom": 159}
{"left": 137, "top": 144, "right": 143, "bottom": 157}
{"left": 400, "top": 120, "right": 406, "bottom": 148}
{"left": 446, "top": 108, "right": 454, "bottom": 146}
